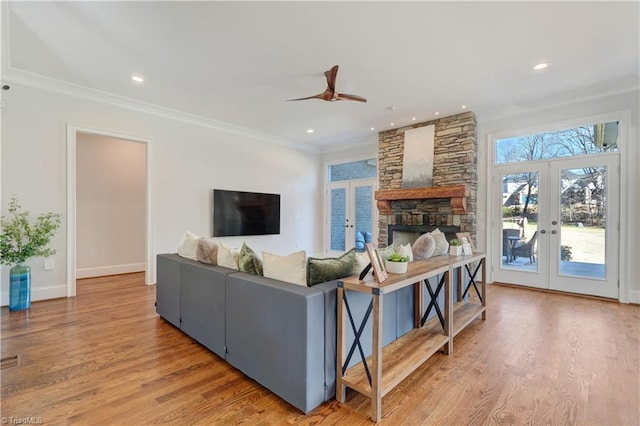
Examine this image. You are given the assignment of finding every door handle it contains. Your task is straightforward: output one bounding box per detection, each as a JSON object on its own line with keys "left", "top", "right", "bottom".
{"left": 551, "top": 230, "right": 557, "bottom": 235}
{"left": 551, "top": 220, "right": 558, "bottom": 225}
{"left": 540, "top": 229, "right": 547, "bottom": 234}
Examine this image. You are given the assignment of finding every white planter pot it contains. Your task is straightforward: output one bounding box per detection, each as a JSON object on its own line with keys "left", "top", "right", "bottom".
{"left": 449, "top": 245, "right": 463, "bottom": 256}
{"left": 384, "top": 260, "right": 408, "bottom": 274}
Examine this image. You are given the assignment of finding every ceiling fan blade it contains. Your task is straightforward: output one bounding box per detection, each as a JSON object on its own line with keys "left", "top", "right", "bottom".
{"left": 287, "top": 89, "right": 335, "bottom": 102}
{"left": 336, "top": 93, "right": 368, "bottom": 103}
{"left": 287, "top": 92, "right": 329, "bottom": 101}
{"left": 324, "top": 65, "right": 339, "bottom": 92}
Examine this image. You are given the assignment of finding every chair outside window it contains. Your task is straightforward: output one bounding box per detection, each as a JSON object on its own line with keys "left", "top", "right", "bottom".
{"left": 502, "top": 229, "right": 520, "bottom": 262}
{"left": 511, "top": 231, "right": 538, "bottom": 264}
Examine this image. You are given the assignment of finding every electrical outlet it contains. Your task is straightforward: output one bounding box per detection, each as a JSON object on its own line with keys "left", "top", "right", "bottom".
{"left": 44, "top": 259, "right": 55, "bottom": 270}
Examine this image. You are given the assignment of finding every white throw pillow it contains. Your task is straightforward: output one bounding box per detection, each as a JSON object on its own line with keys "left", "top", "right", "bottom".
{"left": 196, "top": 237, "right": 218, "bottom": 264}
{"left": 217, "top": 241, "right": 240, "bottom": 270}
{"left": 353, "top": 251, "right": 371, "bottom": 275}
{"left": 177, "top": 231, "right": 200, "bottom": 260}
{"left": 430, "top": 228, "right": 450, "bottom": 256}
{"left": 412, "top": 233, "right": 436, "bottom": 260}
{"left": 262, "top": 250, "right": 307, "bottom": 286}
{"left": 396, "top": 243, "right": 414, "bottom": 262}
{"left": 377, "top": 243, "right": 396, "bottom": 261}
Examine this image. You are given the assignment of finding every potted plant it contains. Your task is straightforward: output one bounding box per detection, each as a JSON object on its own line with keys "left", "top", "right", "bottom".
{"left": 1, "top": 195, "right": 62, "bottom": 311}
{"left": 384, "top": 252, "right": 410, "bottom": 274}
{"left": 449, "top": 238, "right": 463, "bottom": 256}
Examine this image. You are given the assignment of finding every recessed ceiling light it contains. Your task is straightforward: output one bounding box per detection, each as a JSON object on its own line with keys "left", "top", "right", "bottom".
{"left": 411, "top": 117, "right": 416, "bottom": 121}
{"left": 390, "top": 122, "right": 395, "bottom": 126}
{"left": 435, "top": 112, "right": 440, "bottom": 116}
{"left": 131, "top": 75, "right": 144, "bottom": 83}
{"left": 533, "top": 63, "right": 548, "bottom": 71}
{"left": 306, "top": 129, "right": 314, "bottom": 133}
{"left": 461, "top": 105, "right": 467, "bottom": 109}
{"left": 370, "top": 127, "right": 375, "bottom": 131}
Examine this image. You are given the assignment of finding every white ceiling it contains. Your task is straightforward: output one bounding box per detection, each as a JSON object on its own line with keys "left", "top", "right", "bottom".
{"left": 2, "top": 1, "right": 639, "bottom": 152}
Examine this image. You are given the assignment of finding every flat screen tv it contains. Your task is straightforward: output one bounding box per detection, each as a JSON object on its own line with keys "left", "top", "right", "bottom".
{"left": 213, "top": 189, "right": 280, "bottom": 237}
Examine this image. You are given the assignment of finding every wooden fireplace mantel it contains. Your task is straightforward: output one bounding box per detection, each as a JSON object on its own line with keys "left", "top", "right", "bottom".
{"left": 374, "top": 184, "right": 469, "bottom": 215}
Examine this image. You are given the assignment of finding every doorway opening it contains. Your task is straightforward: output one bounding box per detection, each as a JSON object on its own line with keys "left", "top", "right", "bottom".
{"left": 66, "top": 124, "right": 154, "bottom": 297}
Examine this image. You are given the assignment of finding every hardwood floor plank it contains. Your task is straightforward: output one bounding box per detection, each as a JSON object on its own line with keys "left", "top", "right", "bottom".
{"left": 1, "top": 274, "right": 638, "bottom": 424}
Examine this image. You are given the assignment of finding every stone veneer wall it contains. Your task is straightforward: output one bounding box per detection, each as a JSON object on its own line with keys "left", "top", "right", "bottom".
{"left": 377, "top": 111, "right": 478, "bottom": 246}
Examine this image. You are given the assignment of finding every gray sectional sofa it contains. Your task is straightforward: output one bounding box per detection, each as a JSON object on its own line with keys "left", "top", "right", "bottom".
{"left": 156, "top": 253, "right": 450, "bottom": 413}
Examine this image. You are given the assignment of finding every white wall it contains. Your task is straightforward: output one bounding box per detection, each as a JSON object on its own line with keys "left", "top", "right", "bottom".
{"left": 1, "top": 83, "right": 322, "bottom": 304}
{"left": 477, "top": 89, "right": 640, "bottom": 303}
{"left": 76, "top": 133, "right": 146, "bottom": 278}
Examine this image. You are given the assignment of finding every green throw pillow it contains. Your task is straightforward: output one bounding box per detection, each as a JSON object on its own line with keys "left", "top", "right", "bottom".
{"left": 238, "top": 243, "right": 263, "bottom": 276}
{"left": 307, "top": 248, "right": 355, "bottom": 287}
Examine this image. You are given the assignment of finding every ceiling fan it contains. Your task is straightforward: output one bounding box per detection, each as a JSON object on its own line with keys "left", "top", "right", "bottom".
{"left": 288, "top": 65, "right": 367, "bottom": 103}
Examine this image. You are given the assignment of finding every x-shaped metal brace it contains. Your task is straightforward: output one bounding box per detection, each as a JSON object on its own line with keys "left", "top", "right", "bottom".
{"left": 341, "top": 291, "right": 373, "bottom": 386}
{"left": 420, "top": 274, "right": 446, "bottom": 330}
{"left": 462, "top": 259, "right": 484, "bottom": 303}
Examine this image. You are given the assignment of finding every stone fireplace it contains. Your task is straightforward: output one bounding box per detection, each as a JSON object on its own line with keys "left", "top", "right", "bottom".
{"left": 376, "top": 111, "right": 477, "bottom": 246}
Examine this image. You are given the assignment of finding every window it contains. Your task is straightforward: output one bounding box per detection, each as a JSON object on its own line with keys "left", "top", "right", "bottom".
{"left": 328, "top": 159, "right": 377, "bottom": 182}
{"left": 495, "top": 121, "right": 619, "bottom": 164}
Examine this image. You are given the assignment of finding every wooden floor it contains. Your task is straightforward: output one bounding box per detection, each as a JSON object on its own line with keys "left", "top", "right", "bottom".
{"left": 1, "top": 273, "right": 639, "bottom": 425}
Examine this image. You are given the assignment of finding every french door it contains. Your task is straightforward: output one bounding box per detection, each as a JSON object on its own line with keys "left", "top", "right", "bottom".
{"left": 493, "top": 154, "right": 619, "bottom": 298}
{"left": 327, "top": 179, "right": 377, "bottom": 254}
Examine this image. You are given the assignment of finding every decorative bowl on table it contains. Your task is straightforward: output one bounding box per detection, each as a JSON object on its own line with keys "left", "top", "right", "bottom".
{"left": 384, "top": 253, "right": 410, "bottom": 274}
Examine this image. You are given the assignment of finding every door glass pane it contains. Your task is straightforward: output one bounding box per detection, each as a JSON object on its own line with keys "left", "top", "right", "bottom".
{"left": 330, "top": 188, "right": 346, "bottom": 251}
{"left": 496, "top": 121, "right": 619, "bottom": 164}
{"left": 354, "top": 185, "right": 373, "bottom": 252}
{"left": 501, "top": 172, "right": 539, "bottom": 271}
{"left": 559, "top": 166, "right": 606, "bottom": 279}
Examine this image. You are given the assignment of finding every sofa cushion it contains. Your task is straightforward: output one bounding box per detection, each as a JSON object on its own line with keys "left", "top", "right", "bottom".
{"left": 177, "top": 231, "right": 200, "bottom": 260}
{"left": 218, "top": 241, "right": 240, "bottom": 270}
{"left": 196, "top": 237, "right": 218, "bottom": 264}
{"left": 263, "top": 250, "right": 307, "bottom": 286}
{"left": 377, "top": 243, "right": 396, "bottom": 260}
{"left": 307, "top": 248, "right": 355, "bottom": 286}
{"left": 238, "top": 242, "right": 263, "bottom": 276}
{"left": 225, "top": 272, "right": 325, "bottom": 413}
{"left": 412, "top": 233, "right": 436, "bottom": 260}
{"left": 353, "top": 251, "right": 370, "bottom": 275}
{"left": 396, "top": 243, "right": 414, "bottom": 262}
{"left": 431, "top": 228, "right": 450, "bottom": 256}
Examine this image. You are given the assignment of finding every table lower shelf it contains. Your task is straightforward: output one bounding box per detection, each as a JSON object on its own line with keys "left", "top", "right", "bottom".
{"left": 341, "top": 301, "right": 485, "bottom": 399}
{"left": 452, "top": 301, "right": 485, "bottom": 337}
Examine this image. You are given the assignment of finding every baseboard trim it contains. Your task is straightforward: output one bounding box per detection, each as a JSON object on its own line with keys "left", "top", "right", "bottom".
{"left": 1, "top": 285, "right": 67, "bottom": 307}
{"left": 76, "top": 263, "right": 145, "bottom": 279}
{"left": 628, "top": 289, "right": 640, "bottom": 304}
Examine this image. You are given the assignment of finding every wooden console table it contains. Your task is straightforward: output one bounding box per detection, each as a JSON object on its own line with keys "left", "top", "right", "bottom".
{"left": 336, "top": 253, "right": 486, "bottom": 422}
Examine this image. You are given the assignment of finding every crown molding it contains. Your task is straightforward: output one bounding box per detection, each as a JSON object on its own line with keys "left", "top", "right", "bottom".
{"left": 2, "top": 67, "right": 321, "bottom": 153}
{"left": 476, "top": 77, "right": 640, "bottom": 124}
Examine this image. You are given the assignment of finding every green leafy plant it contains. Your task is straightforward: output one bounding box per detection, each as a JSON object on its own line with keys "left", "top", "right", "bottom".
{"left": 0, "top": 195, "right": 62, "bottom": 266}
{"left": 386, "top": 253, "right": 409, "bottom": 262}
{"left": 449, "top": 238, "right": 461, "bottom": 246}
